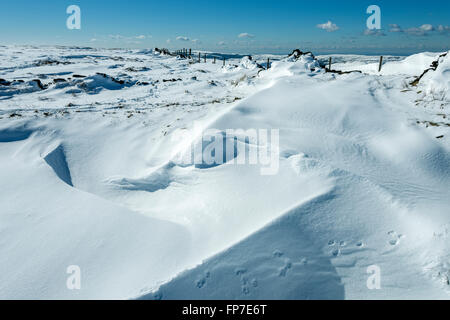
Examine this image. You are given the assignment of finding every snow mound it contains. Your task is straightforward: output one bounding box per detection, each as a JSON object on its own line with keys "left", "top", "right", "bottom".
{"left": 221, "top": 56, "right": 260, "bottom": 73}
{"left": 380, "top": 52, "right": 441, "bottom": 76}
{"left": 0, "top": 79, "right": 46, "bottom": 98}
{"left": 239, "top": 56, "right": 258, "bottom": 70}
{"left": 419, "top": 52, "right": 450, "bottom": 95}
{"left": 267, "top": 51, "right": 322, "bottom": 77}
{"left": 326, "top": 52, "right": 441, "bottom": 76}
{"left": 140, "top": 192, "right": 345, "bottom": 300}
{"left": 76, "top": 73, "right": 135, "bottom": 94}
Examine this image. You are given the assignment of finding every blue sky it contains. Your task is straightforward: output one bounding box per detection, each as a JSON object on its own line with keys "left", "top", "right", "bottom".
{"left": 1, "top": 0, "right": 449, "bottom": 54}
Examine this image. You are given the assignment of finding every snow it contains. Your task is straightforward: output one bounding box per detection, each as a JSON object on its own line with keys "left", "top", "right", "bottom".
{"left": 421, "top": 53, "right": 450, "bottom": 96}
{"left": 320, "top": 52, "right": 442, "bottom": 76}
{"left": 0, "top": 45, "right": 449, "bottom": 300}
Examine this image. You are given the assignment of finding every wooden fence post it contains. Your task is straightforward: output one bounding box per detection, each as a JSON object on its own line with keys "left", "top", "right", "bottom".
{"left": 223, "top": 57, "right": 226, "bottom": 67}
{"left": 198, "top": 52, "right": 201, "bottom": 63}
{"left": 204, "top": 54, "right": 206, "bottom": 63}
{"left": 214, "top": 57, "right": 216, "bottom": 64}
{"left": 378, "top": 56, "right": 383, "bottom": 72}
{"left": 267, "top": 58, "right": 270, "bottom": 70}
{"left": 328, "top": 57, "right": 332, "bottom": 70}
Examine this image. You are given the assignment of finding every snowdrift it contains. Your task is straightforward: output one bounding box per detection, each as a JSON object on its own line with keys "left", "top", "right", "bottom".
{"left": 0, "top": 46, "right": 448, "bottom": 300}
{"left": 416, "top": 52, "right": 450, "bottom": 95}
{"left": 326, "top": 52, "right": 441, "bottom": 76}
{"left": 140, "top": 60, "right": 450, "bottom": 299}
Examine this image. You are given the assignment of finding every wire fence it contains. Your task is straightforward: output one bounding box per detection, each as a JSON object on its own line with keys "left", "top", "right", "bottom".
{"left": 155, "top": 48, "right": 386, "bottom": 73}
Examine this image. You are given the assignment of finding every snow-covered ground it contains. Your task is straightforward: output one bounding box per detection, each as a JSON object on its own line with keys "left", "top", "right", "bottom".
{"left": 0, "top": 45, "right": 448, "bottom": 300}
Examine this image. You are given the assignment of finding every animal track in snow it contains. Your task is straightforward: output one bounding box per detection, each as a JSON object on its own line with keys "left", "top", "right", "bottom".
{"left": 235, "top": 268, "right": 247, "bottom": 276}
{"left": 388, "top": 231, "right": 405, "bottom": 246}
{"left": 195, "top": 271, "right": 211, "bottom": 289}
{"left": 273, "top": 250, "right": 284, "bottom": 258}
{"left": 328, "top": 239, "right": 349, "bottom": 257}
{"left": 234, "top": 268, "right": 252, "bottom": 296}
{"left": 299, "top": 258, "right": 308, "bottom": 265}
{"left": 153, "top": 292, "right": 163, "bottom": 300}
{"left": 286, "top": 153, "right": 322, "bottom": 176}
{"left": 332, "top": 249, "right": 341, "bottom": 257}
{"left": 279, "top": 260, "right": 293, "bottom": 277}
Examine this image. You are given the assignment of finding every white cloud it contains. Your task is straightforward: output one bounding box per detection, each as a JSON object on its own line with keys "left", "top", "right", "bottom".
{"left": 317, "top": 21, "right": 339, "bottom": 32}
{"left": 218, "top": 41, "right": 226, "bottom": 46}
{"left": 109, "top": 34, "right": 149, "bottom": 41}
{"left": 404, "top": 26, "right": 429, "bottom": 36}
{"left": 420, "top": 24, "right": 434, "bottom": 32}
{"left": 166, "top": 39, "right": 171, "bottom": 44}
{"left": 176, "top": 36, "right": 190, "bottom": 41}
{"left": 238, "top": 33, "right": 255, "bottom": 38}
{"left": 364, "top": 29, "right": 386, "bottom": 36}
{"left": 191, "top": 39, "right": 201, "bottom": 44}
{"left": 389, "top": 24, "right": 403, "bottom": 33}
{"left": 390, "top": 24, "right": 436, "bottom": 36}
{"left": 109, "top": 34, "right": 125, "bottom": 40}
{"left": 438, "top": 25, "right": 450, "bottom": 33}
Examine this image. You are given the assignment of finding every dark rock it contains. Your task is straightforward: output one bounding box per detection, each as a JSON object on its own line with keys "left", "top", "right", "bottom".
{"left": 289, "top": 49, "right": 316, "bottom": 60}
{"left": 35, "top": 59, "right": 70, "bottom": 66}
{"left": 163, "top": 78, "right": 182, "bottom": 82}
{"left": 31, "top": 79, "right": 46, "bottom": 90}
{"left": 0, "top": 78, "right": 11, "bottom": 86}
{"left": 326, "top": 68, "right": 362, "bottom": 75}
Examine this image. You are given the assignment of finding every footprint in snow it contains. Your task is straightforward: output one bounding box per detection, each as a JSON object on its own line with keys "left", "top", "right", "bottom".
{"left": 195, "top": 271, "right": 211, "bottom": 289}
{"left": 235, "top": 268, "right": 247, "bottom": 276}
{"left": 153, "top": 293, "right": 163, "bottom": 300}
{"left": 273, "top": 250, "right": 284, "bottom": 258}
{"left": 332, "top": 249, "right": 341, "bottom": 257}
{"left": 196, "top": 278, "right": 206, "bottom": 289}
{"left": 388, "top": 231, "right": 405, "bottom": 246}
{"left": 279, "top": 260, "right": 293, "bottom": 277}
{"left": 242, "top": 285, "right": 250, "bottom": 295}
{"left": 328, "top": 240, "right": 347, "bottom": 256}
{"left": 234, "top": 268, "right": 253, "bottom": 295}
